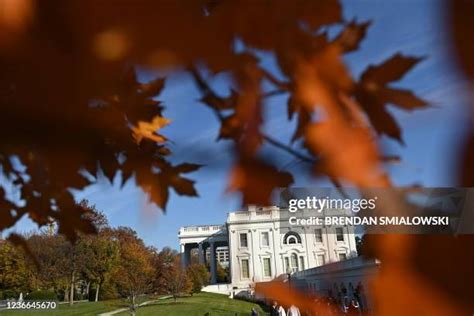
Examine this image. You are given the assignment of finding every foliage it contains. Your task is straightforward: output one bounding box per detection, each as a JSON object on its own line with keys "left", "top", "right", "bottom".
{"left": 111, "top": 227, "right": 155, "bottom": 309}
{"left": 1, "top": 290, "right": 20, "bottom": 300}
{"left": 150, "top": 246, "right": 178, "bottom": 294}
{"left": 186, "top": 263, "right": 210, "bottom": 294}
{"left": 0, "top": 241, "right": 32, "bottom": 296}
{"left": 25, "top": 290, "right": 58, "bottom": 301}
{"left": 164, "top": 256, "right": 192, "bottom": 302}
{"left": 0, "top": 0, "right": 429, "bottom": 245}
{"left": 216, "top": 263, "right": 229, "bottom": 283}
{"left": 78, "top": 233, "right": 119, "bottom": 301}
{"left": 26, "top": 234, "right": 72, "bottom": 295}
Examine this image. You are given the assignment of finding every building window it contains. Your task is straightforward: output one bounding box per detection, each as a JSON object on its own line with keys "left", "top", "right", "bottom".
{"left": 240, "top": 233, "right": 248, "bottom": 248}
{"left": 338, "top": 253, "right": 347, "bottom": 261}
{"left": 299, "top": 256, "right": 305, "bottom": 271}
{"left": 263, "top": 258, "right": 272, "bottom": 277}
{"left": 284, "top": 257, "right": 290, "bottom": 273}
{"left": 291, "top": 253, "right": 299, "bottom": 271}
{"left": 314, "top": 228, "right": 323, "bottom": 243}
{"left": 261, "top": 232, "right": 269, "bottom": 247}
{"left": 317, "top": 254, "right": 325, "bottom": 266}
{"left": 335, "top": 227, "right": 344, "bottom": 242}
{"left": 283, "top": 231, "right": 302, "bottom": 245}
{"left": 241, "top": 259, "right": 250, "bottom": 278}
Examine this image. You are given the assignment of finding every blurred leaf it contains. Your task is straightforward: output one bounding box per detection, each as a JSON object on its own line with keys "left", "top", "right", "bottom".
{"left": 355, "top": 54, "right": 428, "bottom": 142}
{"left": 334, "top": 19, "right": 371, "bottom": 53}
{"left": 229, "top": 158, "right": 293, "bottom": 205}
{"left": 132, "top": 116, "right": 170, "bottom": 144}
{"left": 450, "top": 0, "right": 474, "bottom": 79}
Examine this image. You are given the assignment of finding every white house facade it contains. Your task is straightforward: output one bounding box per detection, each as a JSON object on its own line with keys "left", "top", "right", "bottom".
{"left": 178, "top": 205, "right": 358, "bottom": 290}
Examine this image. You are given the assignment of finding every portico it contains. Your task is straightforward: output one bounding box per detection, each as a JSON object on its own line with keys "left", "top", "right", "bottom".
{"left": 178, "top": 225, "right": 229, "bottom": 284}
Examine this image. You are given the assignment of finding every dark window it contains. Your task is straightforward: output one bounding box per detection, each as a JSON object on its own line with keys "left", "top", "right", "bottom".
{"left": 315, "top": 228, "right": 323, "bottom": 242}
{"left": 240, "top": 233, "right": 248, "bottom": 247}
{"left": 335, "top": 227, "right": 344, "bottom": 242}
{"left": 283, "top": 231, "right": 302, "bottom": 244}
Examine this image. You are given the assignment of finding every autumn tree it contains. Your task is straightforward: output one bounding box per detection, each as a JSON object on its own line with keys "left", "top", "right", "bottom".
{"left": 164, "top": 255, "right": 192, "bottom": 302}
{"left": 0, "top": 241, "right": 32, "bottom": 298}
{"left": 187, "top": 263, "right": 210, "bottom": 295}
{"left": 78, "top": 234, "right": 119, "bottom": 302}
{"left": 111, "top": 227, "right": 154, "bottom": 312}
{"left": 26, "top": 234, "right": 72, "bottom": 299}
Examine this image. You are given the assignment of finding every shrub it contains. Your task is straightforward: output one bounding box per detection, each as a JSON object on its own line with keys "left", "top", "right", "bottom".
{"left": 1, "top": 290, "right": 19, "bottom": 299}
{"left": 26, "top": 290, "right": 57, "bottom": 301}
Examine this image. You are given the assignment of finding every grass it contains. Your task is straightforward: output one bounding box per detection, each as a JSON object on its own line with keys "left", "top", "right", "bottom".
{"left": 117, "top": 292, "right": 267, "bottom": 316}
{"left": 0, "top": 293, "right": 267, "bottom": 316}
{"left": 0, "top": 298, "right": 130, "bottom": 316}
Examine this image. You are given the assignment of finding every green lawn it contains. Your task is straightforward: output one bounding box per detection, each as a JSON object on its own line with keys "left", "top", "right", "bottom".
{"left": 117, "top": 292, "right": 267, "bottom": 316}
{"left": 0, "top": 299, "right": 128, "bottom": 316}
{"left": 0, "top": 293, "right": 267, "bottom": 316}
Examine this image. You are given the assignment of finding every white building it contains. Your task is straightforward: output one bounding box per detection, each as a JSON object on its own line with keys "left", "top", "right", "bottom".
{"left": 178, "top": 205, "right": 358, "bottom": 290}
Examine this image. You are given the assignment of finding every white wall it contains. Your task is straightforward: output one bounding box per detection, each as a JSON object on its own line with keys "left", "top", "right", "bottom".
{"left": 227, "top": 206, "right": 358, "bottom": 289}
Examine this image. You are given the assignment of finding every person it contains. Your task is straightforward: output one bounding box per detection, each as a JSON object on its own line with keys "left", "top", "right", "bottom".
{"left": 251, "top": 307, "right": 259, "bottom": 316}
{"left": 346, "top": 298, "right": 361, "bottom": 316}
{"left": 277, "top": 304, "right": 287, "bottom": 316}
{"left": 271, "top": 301, "right": 279, "bottom": 316}
{"left": 287, "top": 304, "right": 301, "bottom": 316}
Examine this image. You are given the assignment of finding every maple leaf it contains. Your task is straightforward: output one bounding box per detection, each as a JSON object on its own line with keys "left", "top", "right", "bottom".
{"left": 199, "top": 90, "right": 237, "bottom": 110}
{"left": 333, "top": 19, "right": 371, "bottom": 53}
{"left": 229, "top": 158, "right": 293, "bottom": 205}
{"left": 450, "top": 0, "right": 474, "bottom": 79}
{"left": 7, "top": 233, "right": 39, "bottom": 267}
{"left": 287, "top": 96, "right": 312, "bottom": 143}
{"left": 461, "top": 132, "right": 474, "bottom": 186}
{"left": 355, "top": 53, "right": 428, "bottom": 143}
{"left": 138, "top": 77, "right": 165, "bottom": 98}
{"left": 0, "top": 187, "right": 17, "bottom": 231}
{"left": 135, "top": 162, "right": 201, "bottom": 210}
{"left": 55, "top": 193, "right": 97, "bottom": 243}
{"left": 131, "top": 116, "right": 170, "bottom": 144}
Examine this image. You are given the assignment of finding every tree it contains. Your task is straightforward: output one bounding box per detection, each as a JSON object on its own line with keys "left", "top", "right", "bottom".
{"left": 112, "top": 227, "right": 154, "bottom": 314}
{"left": 27, "top": 234, "right": 72, "bottom": 300}
{"left": 216, "top": 264, "right": 228, "bottom": 283}
{"left": 0, "top": 241, "right": 32, "bottom": 298}
{"left": 150, "top": 246, "right": 177, "bottom": 294}
{"left": 164, "top": 256, "right": 192, "bottom": 302}
{"left": 187, "top": 263, "right": 210, "bottom": 295}
{"left": 78, "top": 234, "right": 119, "bottom": 301}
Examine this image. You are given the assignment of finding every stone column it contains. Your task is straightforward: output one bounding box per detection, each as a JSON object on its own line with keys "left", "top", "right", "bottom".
{"left": 210, "top": 242, "right": 217, "bottom": 284}
{"left": 198, "top": 242, "right": 205, "bottom": 264}
{"left": 180, "top": 243, "right": 187, "bottom": 268}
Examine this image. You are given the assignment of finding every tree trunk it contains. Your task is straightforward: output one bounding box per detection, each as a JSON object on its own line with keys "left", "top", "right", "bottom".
{"left": 86, "top": 281, "right": 90, "bottom": 298}
{"left": 64, "top": 286, "right": 69, "bottom": 302}
{"left": 69, "top": 271, "right": 75, "bottom": 306}
{"left": 95, "top": 282, "right": 100, "bottom": 302}
{"left": 131, "top": 294, "right": 137, "bottom": 316}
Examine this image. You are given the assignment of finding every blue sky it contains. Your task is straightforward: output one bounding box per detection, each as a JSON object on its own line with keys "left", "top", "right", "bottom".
{"left": 3, "top": 0, "right": 471, "bottom": 250}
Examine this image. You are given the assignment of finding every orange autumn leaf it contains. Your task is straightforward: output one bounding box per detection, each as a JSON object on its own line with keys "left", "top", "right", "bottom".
{"left": 132, "top": 116, "right": 170, "bottom": 144}
{"left": 355, "top": 54, "right": 428, "bottom": 143}
{"left": 229, "top": 158, "right": 293, "bottom": 205}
